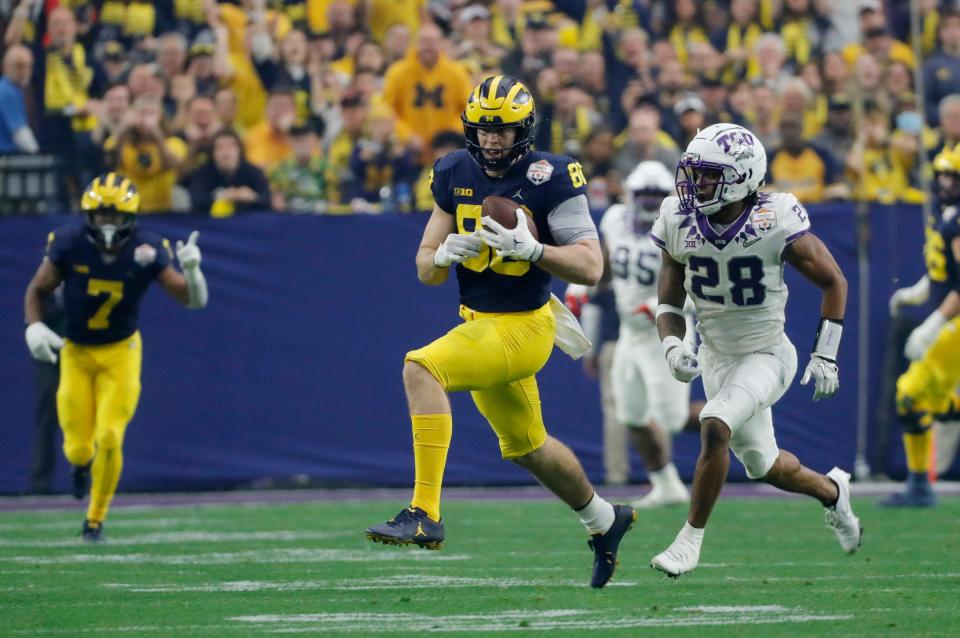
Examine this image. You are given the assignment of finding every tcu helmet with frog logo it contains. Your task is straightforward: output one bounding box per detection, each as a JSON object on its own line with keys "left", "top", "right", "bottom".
{"left": 676, "top": 123, "right": 767, "bottom": 216}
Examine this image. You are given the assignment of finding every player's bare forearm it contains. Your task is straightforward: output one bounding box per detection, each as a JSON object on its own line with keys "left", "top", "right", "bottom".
{"left": 416, "top": 246, "right": 449, "bottom": 285}
{"left": 537, "top": 239, "right": 603, "bottom": 286}
{"left": 656, "top": 248, "right": 688, "bottom": 341}
{"left": 416, "top": 204, "right": 455, "bottom": 285}
{"left": 938, "top": 290, "right": 960, "bottom": 320}
{"left": 783, "top": 233, "right": 847, "bottom": 320}
{"left": 24, "top": 260, "right": 61, "bottom": 324}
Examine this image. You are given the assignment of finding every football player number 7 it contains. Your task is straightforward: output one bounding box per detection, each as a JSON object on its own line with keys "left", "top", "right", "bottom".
{"left": 455, "top": 204, "right": 530, "bottom": 276}
{"left": 87, "top": 278, "right": 124, "bottom": 329}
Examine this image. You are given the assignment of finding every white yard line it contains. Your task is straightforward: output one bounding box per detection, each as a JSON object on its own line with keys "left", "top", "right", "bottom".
{"left": 0, "top": 530, "right": 349, "bottom": 547}
{"left": 0, "top": 548, "right": 470, "bottom": 565}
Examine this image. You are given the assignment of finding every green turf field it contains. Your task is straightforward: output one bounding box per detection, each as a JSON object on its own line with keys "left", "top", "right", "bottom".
{"left": 1, "top": 496, "right": 958, "bottom": 637}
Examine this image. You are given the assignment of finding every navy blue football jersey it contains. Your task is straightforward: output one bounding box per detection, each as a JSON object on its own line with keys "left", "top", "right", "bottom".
{"left": 927, "top": 205, "right": 960, "bottom": 305}
{"left": 431, "top": 150, "right": 589, "bottom": 312}
{"left": 45, "top": 223, "right": 172, "bottom": 345}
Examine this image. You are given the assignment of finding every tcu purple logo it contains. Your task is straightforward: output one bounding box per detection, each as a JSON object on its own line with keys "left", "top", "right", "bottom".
{"left": 716, "top": 130, "right": 756, "bottom": 155}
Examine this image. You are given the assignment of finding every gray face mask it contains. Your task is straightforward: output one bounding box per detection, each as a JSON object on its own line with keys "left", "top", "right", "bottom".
{"left": 99, "top": 224, "right": 118, "bottom": 250}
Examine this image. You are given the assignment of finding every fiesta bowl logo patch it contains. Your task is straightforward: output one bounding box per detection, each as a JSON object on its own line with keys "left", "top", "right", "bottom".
{"left": 751, "top": 208, "right": 777, "bottom": 232}
{"left": 134, "top": 243, "right": 157, "bottom": 266}
{"left": 526, "top": 159, "right": 554, "bottom": 185}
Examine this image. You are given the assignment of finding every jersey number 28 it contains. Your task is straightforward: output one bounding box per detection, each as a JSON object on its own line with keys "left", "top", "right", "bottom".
{"left": 688, "top": 256, "right": 766, "bottom": 306}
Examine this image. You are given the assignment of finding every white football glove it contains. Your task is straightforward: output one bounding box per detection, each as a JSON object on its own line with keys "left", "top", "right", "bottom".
{"left": 889, "top": 276, "right": 930, "bottom": 317}
{"left": 905, "top": 311, "right": 947, "bottom": 361}
{"left": 176, "top": 230, "right": 202, "bottom": 271}
{"left": 800, "top": 355, "right": 839, "bottom": 401}
{"left": 477, "top": 209, "right": 544, "bottom": 262}
{"left": 434, "top": 232, "right": 483, "bottom": 267}
{"left": 662, "top": 335, "right": 700, "bottom": 383}
{"left": 25, "top": 321, "right": 64, "bottom": 364}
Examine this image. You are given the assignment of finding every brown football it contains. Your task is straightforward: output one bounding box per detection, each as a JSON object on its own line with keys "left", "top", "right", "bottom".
{"left": 481, "top": 195, "right": 539, "bottom": 240}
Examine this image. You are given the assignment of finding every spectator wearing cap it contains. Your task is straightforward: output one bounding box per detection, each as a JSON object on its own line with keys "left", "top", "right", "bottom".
{"left": 923, "top": 8, "right": 960, "bottom": 126}
{"left": 270, "top": 124, "right": 328, "bottom": 213}
{"left": 812, "top": 94, "right": 855, "bottom": 171}
{"left": 348, "top": 102, "right": 416, "bottom": 212}
{"left": 0, "top": 44, "right": 38, "bottom": 154}
{"left": 245, "top": 88, "right": 297, "bottom": 171}
{"left": 101, "top": 41, "right": 129, "bottom": 85}
{"left": 698, "top": 76, "right": 744, "bottom": 128}
{"left": 325, "top": 88, "right": 367, "bottom": 206}
{"left": 184, "top": 128, "right": 272, "bottom": 215}
{"left": 455, "top": 4, "right": 506, "bottom": 75}
{"left": 674, "top": 94, "right": 706, "bottom": 147}
{"left": 187, "top": 34, "right": 220, "bottom": 96}
{"left": 500, "top": 11, "right": 557, "bottom": 90}
{"left": 767, "top": 113, "right": 845, "bottom": 204}
{"left": 414, "top": 131, "right": 463, "bottom": 212}
{"left": 613, "top": 105, "right": 679, "bottom": 176}
{"left": 843, "top": 10, "right": 915, "bottom": 70}
{"left": 382, "top": 21, "right": 472, "bottom": 163}
{"left": 103, "top": 95, "right": 188, "bottom": 212}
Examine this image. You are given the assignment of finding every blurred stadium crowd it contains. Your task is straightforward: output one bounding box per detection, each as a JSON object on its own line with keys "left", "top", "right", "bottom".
{"left": 0, "top": 0, "right": 957, "bottom": 215}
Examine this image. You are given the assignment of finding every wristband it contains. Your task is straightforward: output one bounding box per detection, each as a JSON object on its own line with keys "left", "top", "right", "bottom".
{"left": 656, "top": 304, "right": 684, "bottom": 319}
{"left": 812, "top": 318, "right": 843, "bottom": 362}
{"left": 661, "top": 335, "right": 683, "bottom": 359}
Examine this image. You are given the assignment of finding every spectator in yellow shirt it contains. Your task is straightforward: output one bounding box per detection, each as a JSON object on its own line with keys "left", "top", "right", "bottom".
{"left": 382, "top": 21, "right": 472, "bottom": 164}
{"left": 244, "top": 88, "right": 297, "bottom": 171}
{"left": 846, "top": 108, "right": 914, "bottom": 204}
{"left": 103, "top": 96, "right": 187, "bottom": 212}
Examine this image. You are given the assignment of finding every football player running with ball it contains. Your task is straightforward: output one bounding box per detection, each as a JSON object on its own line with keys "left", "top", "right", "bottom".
{"left": 24, "top": 173, "right": 208, "bottom": 541}
{"left": 365, "top": 76, "right": 636, "bottom": 588}
{"left": 649, "top": 124, "right": 862, "bottom": 577}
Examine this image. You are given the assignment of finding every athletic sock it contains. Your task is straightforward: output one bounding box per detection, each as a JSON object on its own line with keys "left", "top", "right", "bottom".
{"left": 410, "top": 413, "right": 452, "bottom": 522}
{"left": 86, "top": 446, "right": 123, "bottom": 523}
{"left": 903, "top": 431, "right": 932, "bottom": 474}
{"left": 678, "top": 521, "right": 704, "bottom": 547}
{"left": 575, "top": 492, "right": 616, "bottom": 535}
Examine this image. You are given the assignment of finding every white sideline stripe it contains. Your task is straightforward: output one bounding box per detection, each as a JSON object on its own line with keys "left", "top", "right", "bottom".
{"left": 232, "top": 608, "right": 853, "bottom": 633}
{"left": 104, "top": 576, "right": 641, "bottom": 593}
{"left": 676, "top": 605, "right": 789, "bottom": 613}
{"left": 0, "top": 549, "right": 470, "bottom": 565}
{"left": 0, "top": 530, "right": 347, "bottom": 548}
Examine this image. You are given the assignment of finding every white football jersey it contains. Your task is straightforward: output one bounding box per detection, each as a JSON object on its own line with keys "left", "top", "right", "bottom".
{"left": 599, "top": 203, "right": 661, "bottom": 333}
{"left": 651, "top": 191, "right": 811, "bottom": 356}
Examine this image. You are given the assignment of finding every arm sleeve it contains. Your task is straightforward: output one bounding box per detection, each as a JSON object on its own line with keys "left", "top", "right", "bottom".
{"left": 547, "top": 194, "right": 598, "bottom": 245}
{"left": 13, "top": 126, "right": 39, "bottom": 153}
{"left": 781, "top": 192, "right": 812, "bottom": 244}
{"left": 429, "top": 158, "right": 454, "bottom": 213}
{"left": 45, "top": 229, "right": 70, "bottom": 274}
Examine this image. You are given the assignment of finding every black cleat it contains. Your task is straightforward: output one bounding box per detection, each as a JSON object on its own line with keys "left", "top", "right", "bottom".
{"left": 81, "top": 519, "right": 103, "bottom": 542}
{"left": 587, "top": 504, "right": 637, "bottom": 588}
{"left": 71, "top": 463, "right": 91, "bottom": 500}
{"left": 365, "top": 506, "right": 444, "bottom": 550}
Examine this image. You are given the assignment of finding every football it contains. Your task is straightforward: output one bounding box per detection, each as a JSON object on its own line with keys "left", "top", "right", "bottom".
{"left": 481, "top": 195, "right": 538, "bottom": 240}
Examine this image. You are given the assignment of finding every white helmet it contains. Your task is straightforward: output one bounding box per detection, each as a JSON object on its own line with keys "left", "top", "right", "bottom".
{"left": 676, "top": 123, "right": 767, "bottom": 216}
{"left": 624, "top": 160, "right": 673, "bottom": 224}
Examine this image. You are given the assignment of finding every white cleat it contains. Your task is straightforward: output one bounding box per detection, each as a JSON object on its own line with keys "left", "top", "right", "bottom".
{"left": 825, "top": 467, "right": 862, "bottom": 554}
{"left": 650, "top": 534, "right": 701, "bottom": 578}
{"left": 631, "top": 484, "right": 690, "bottom": 509}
